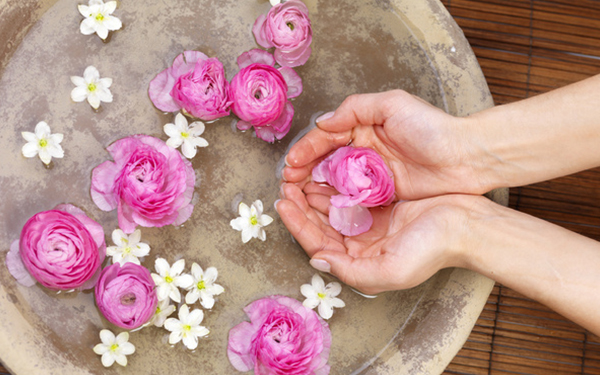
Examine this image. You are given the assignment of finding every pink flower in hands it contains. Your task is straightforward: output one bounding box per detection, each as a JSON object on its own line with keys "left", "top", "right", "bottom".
{"left": 148, "top": 51, "right": 232, "bottom": 121}
{"left": 230, "top": 49, "right": 302, "bottom": 142}
{"left": 90, "top": 135, "right": 195, "bottom": 234}
{"left": 253, "top": 0, "right": 313, "bottom": 67}
{"left": 228, "top": 295, "right": 331, "bottom": 375}
{"left": 312, "top": 146, "right": 395, "bottom": 236}
{"left": 6, "top": 204, "right": 106, "bottom": 290}
{"left": 95, "top": 262, "right": 158, "bottom": 330}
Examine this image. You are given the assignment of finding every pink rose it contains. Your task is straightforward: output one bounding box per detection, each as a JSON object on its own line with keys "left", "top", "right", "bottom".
{"left": 5, "top": 204, "right": 106, "bottom": 290}
{"left": 230, "top": 49, "right": 302, "bottom": 142}
{"left": 95, "top": 262, "right": 158, "bottom": 330}
{"left": 148, "top": 51, "right": 232, "bottom": 120}
{"left": 90, "top": 135, "right": 195, "bottom": 234}
{"left": 312, "top": 146, "right": 395, "bottom": 236}
{"left": 253, "top": 0, "right": 313, "bottom": 67}
{"left": 228, "top": 295, "right": 331, "bottom": 375}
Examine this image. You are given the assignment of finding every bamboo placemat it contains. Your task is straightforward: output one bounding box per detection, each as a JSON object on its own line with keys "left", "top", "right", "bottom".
{"left": 2, "top": 1, "right": 600, "bottom": 374}
{"left": 442, "top": 0, "right": 600, "bottom": 374}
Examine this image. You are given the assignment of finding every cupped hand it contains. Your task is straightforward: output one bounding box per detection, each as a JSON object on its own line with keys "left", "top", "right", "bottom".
{"left": 276, "top": 182, "right": 486, "bottom": 295}
{"left": 282, "top": 90, "right": 491, "bottom": 200}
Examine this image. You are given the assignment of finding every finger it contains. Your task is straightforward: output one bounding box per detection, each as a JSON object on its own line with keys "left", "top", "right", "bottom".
{"left": 305, "top": 193, "right": 331, "bottom": 216}
{"left": 317, "top": 91, "right": 408, "bottom": 132}
{"left": 309, "top": 251, "right": 389, "bottom": 295}
{"left": 281, "top": 158, "right": 321, "bottom": 183}
{"left": 285, "top": 127, "right": 350, "bottom": 168}
{"left": 284, "top": 183, "right": 341, "bottom": 238}
{"left": 303, "top": 182, "right": 337, "bottom": 197}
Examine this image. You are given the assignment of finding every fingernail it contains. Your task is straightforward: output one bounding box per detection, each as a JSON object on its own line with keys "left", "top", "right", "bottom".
{"left": 310, "top": 258, "right": 331, "bottom": 273}
{"left": 316, "top": 111, "right": 334, "bottom": 123}
{"left": 284, "top": 154, "right": 292, "bottom": 167}
{"left": 273, "top": 199, "right": 281, "bottom": 212}
{"left": 279, "top": 184, "right": 286, "bottom": 199}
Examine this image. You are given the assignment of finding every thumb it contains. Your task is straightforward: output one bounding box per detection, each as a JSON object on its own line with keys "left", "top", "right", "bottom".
{"left": 316, "top": 91, "right": 405, "bottom": 133}
{"left": 309, "top": 251, "right": 387, "bottom": 294}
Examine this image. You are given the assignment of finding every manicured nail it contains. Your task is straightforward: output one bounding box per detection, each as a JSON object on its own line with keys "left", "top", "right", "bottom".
{"left": 273, "top": 199, "right": 281, "bottom": 212}
{"left": 316, "top": 111, "right": 334, "bottom": 123}
{"left": 279, "top": 184, "right": 286, "bottom": 199}
{"left": 284, "top": 154, "right": 292, "bottom": 167}
{"left": 310, "top": 258, "right": 331, "bottom": 273}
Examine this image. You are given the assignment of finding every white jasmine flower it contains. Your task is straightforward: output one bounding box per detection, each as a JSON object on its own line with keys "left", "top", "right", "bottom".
{"left": 147, "top": 298, "right": 176, "bottom": 328}
{"left": 185, "top": 263, "right": 224, "bottom": 309}
{"left": 164, "top": 304, "right": 209, "bottom": 350}
{"left": 230, "top": 200, "right": 273, "bottom": 243}
{"left": 78, "top": 0, "right": 122, "bottom": 40}
{"left": 151, "top": 258, "right": 194, "bottom": 303}
{"left": 21, "top": 121, "right": 64, "bottom": 165}
{"left": 106, "top": 229, "right": 150, "bottom": 265}
{"left": 70, "top": 66, "right": 113, "bottom": 109}
{"left": 93, "top": 329, "right": 135, "bottom": 368}
{"left": 164, "top": 113, "right": 208, "bottom": 159}
{"left": 270, "top": 0, "right": 281, "bottom": 6}
{"left": 301, "top": 274, "right": 345, "bottom": 320}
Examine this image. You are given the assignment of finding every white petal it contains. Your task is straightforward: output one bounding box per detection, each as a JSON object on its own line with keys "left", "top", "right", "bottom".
{"left": 241, "top": 229, "right": 252, "bottom": 243}
{"left": 103, "top": 15, "right": 122, "bottom": 31}
{"left": 191, "top": 326, "right": 210, "bottom": 338}
{"left": 114, "top": 353, "right": 127, "bottom": 367}
{"left": 119, "top": 342, "right": 135, "bottom": 355}
{"left": 132, "top": 243, "right": 150, "bottom": 257}
{"left": 103, "top": 1, "right": 118, "bottom": 15}
{"left": 190, "top": 262, "right": 203, "bottom": 280}
{"left": 312, "top": 274, "right": 325, "bottom": 291}
{"left": 87, "top": 94, "right": 101, "bottom": 109}
{"left": 174, "top": 113, "right": 189, "bottom": 129}
{"left": 318, "top": 300, "right": 334, "bottom": 320}
{"left": 83, "top": 66, "right": 100, "bottom": 82}
{"left": 155, "top": 284, "right": 170, "bottom": 301}
{"left": 169, "top": 331, "right": 183, "bottom": 345}
{"left": 257, "top": 228, "right": 267, "bottom": 241}
{"left": 238, "top": 202, "right": 250, "bottom": 218}
{"left": 164, "top": 123, "right": 181, "bottom": 139}
{"left": 21, "top": 131, "right": 36, "bottom": 142}
{"left": 95, "top": 87, "right": 113, "bottom": 103}
{"left": 270, "top": 0, "right": 281, "bottom": 5}
{"left": 169, "top": 286, "right": 181, "bottom": 303}
{"left": 185, "top": 290, "right": 199, "bottom": 305}
{"left": 101, "top": 352, "right": 116, "bottom": 367}
{"left": 49, "top": 133, "right": 63, "bottom": 144}
{"left": 78, "top": 4, "right": 91, "bottom": 17}
{"left": 93, "top": 344, "right": 109, "bottom": 355}
{"left": 96, "top": 24, "right": 109, "bottom": 40}
{"left": 192, "top": 137, "right": 209, "bottom": 148}
{"left": 178, "top": 304, "right": 190, "bottom": 320}
{"left": 99, "top": 77, "right": 113, "bottom": 88}
{"left": 181, "top": 140, "right": 197, "bottom": 159}
{"left": 301, "top": 284, "right": 318, "bottom": 299}
{"left": 71, "top": 86, "right": 88, "bottom": 102}
{"left": 155, "top": 258, "right": 170, "bottom": 276}
{"left": 80, "top": 19, "right": 97, "bottom": 35}
{"left": 204, "top": 267, "right": 217, "bottom": 283}
{"left": 182, "top": 334, "right": 198, "bottom": 350}
{"left": 166, "top": 136, "right": 184, "bottom": 149}
{"left": 38, "top": 148, "right": 52, "bottom": 165}
{"left": 115, "top": 332, "right": 129, "bottom": 345}
{"left": 112, "top": 229, "right": 126, "bottom": 246}
{"left": 303, "top": 297, "right": 320, "bottom": 310}
{"left": 258, "top": 214, "right": 273, "bottom": 227}
{"left": 175, "top": 274, "right": 194, "bottom": 289}
{"left": 188, "top": 121, "right": 205, "bottom": 136}
{"left": 171, "top": 259, "right": 185, "bottom": 276}
{"left": 207, "top": 283, "right": 224, "bottom": 296}
{"left": 330, "top": 297, "right": 346, "bottom": 308}
{"left": 163, "top": 318, "right": 182, "bottom": 332}
{"left": 34, "top": 121, "right": 50, "bottom": 137}
{"left": 21, "top": 142, "right": 39, "bottom": 158}
{"left": 252, "top": 200, "right": 264, "bottom": 215}
{"left": 325, "top": 281, "right": 342, "bottom": 297}
{"left": 99, "top": 330, "right": 115, "bottom": 345}
{"left": 200, "top": 293, "right": 215, "bottom": 309}
{"left": 70, "top": 76, "right": 86, "bottom": 87}
{"left": 46, "top": 144, "right": 64, "bottom": 159}
{"left": 187, "top": 309, "right": 204, "bottom": 326}
{"left": 230, "top": 217, "right": 246, "bottom": 231}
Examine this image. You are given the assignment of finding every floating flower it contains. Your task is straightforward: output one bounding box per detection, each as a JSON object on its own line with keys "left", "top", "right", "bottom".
{"left": 230, "top": 200, "right": 274, "bottom": 243}
{"left": 106, "top": 229, "right": 150, "bottom": 265}
{"left": 5, "top": 204, "right": 105, "bottom": 290}
{"left": 253, "top": 0, "right": 313, "bottom": 67}
{"left": 270, "top": 0, "right": 281, "bottom": 5}
{"left": 228, "top": 295, "right": 331, "bottom": 374}
{"left": 312, "top": 146, "right": 395, "bottom": 236}
{"left": 78, "top": 0, "right": 122, "bottom": 40}
{"left": 301, "top": 274, "right": 345, "bottom": 320}
{"left": 70, "top": 66, "right": 113, "bottom": 109}
{"left": 93, "top": 329, "right": 135, "bottom": 368}
{"left": 90, "top": 135, "right": 195, "bottom": 234}
{"left": 95, "top": 262, "right": 158, "bottom": 330}
{"left": 164, "top": 113, "right": 208, "bottom": 159}
{"left": 230, "top": 49, "right": 302, "bottom": 142}
{"left": 164, "top": 304, "right": 210, "bottom": 350}
{"left": 21, "top": 121, "right": 64, "bottom": 165}
{"left": 149, "top": 51, "right": 232, "bottom": 121}
{"left": 185, "top": 263, "right": 224, "bottom": 309}
{"left": 151, "top": 258, "right": 194, "bottom": 303}
{"left": 146, "top": 298, "right": 176, "bottom": 328}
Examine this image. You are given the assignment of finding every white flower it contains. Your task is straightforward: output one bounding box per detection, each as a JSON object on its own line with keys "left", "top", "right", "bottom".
{"left": 70, "top": 66, "right": 113, "bottom": 109}
{"left": 21, "top": 121, "right": 64, "bottom": 165}
{"left": 270, "top": 0, "right": 281, "bottom": 6}
{"left": 230, "top": 200, "right": 273, "bottom": 243}
{"left": 78, "top": 0, "right": 122, "bottom": 40}
{"left": 106, "top": 229, "right": 150, "bottom": 265}
{"left": 164, "top": 113, "right": 209, "bottom": 159}
{"left": 92, "top": 330, "right": 135, "bottom": 368}
{"left": 185, "top": 263, "right": 224, "bottom": 309}
{"left": 164, "top": 304, "right": 209, "bottom": 350}
{"left": 301, "top": 274, "right": 345, "bottom": 320}
{"left": 147, "top": 298, "right": 176, "bottom": 328}
{"left": 150, "top": 258, "right": 194, "bottom": 303}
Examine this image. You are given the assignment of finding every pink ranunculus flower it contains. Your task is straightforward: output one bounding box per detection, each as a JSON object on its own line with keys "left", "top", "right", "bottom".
{"left": 90, "top": 135, "right": 195, "bottom": 234}
{"left": 253, "top": 0, "right": 313, "bottom": 67}
{"left": 95, "top": 262, "right": 158, "bottom": 330}
{"left": 228, "top": 295, "right": 331, "bottom": 375}
{"left": 5, "top": 204, "right": 106, "bottom": 290}
{"left": 312, "top": 146, "right": 395, "bottom": 236}
{"left": 148, "top": 51, "right": 232, "bottom": 121}
{"left": 230, "top": 49, "right": 302, "bottom": 142}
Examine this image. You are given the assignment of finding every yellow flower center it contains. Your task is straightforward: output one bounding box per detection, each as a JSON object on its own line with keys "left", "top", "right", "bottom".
{"left": 110, "top": 343, "right": 119, "bottom": 352}
{"left": 250, "top": 216, "right": 258, "bottom": 226}
{"left": 165, "top": 275, "right": 174, "bottom": 283}
{"left": 96, "top": 13, "right": 105, "bottom": 21}
{"left": 183, "top": 325, "right": 191, "bottom": 333}
{"left": 156, "top": 306, "right": 161, "bottom": 314}
{"left": 39, "top": 139, "right": 48, "bottom": 148}
{"left": 181, "top": 131, "right": 189, "bottom": 139}
{"left": 123, "top": 246, "right": 131, "bottom": 255}
{"left": 197, "top": 280, "right": 206, "bottom": 290}
{"left": 88, "top": 83, "right": 97, "bottom": 92}
{"left": 318, "top": 292, "right": 326, "bottom": 299}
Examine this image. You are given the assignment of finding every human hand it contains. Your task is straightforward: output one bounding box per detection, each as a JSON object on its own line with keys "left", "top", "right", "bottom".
{"left": 282, "top": 90, "right": 493, "bottom": 200}
{"left": 276, "top": 182, "right": 485, "bottom": 294}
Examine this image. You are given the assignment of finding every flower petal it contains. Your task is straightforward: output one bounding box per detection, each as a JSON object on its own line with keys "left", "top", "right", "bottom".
{"left": 155, "top": 258, "right": 170, "bottom": 276}
{"left": 318, "top": 299, "right": 334, "bottom": 320}
{"left": 100, "top": 329, "right": 115, "bottom": 345}
{"left": 21, "top": 142, "right": 39, "bottom": 158}
{"left": 328, "top": 205, "right": 373, "bottom": 237}
{"left": 278, "top": 67, "right": 303, "bottom": 98}
{"left": 148, "top": 68, "right": 181, "bottom": 112}
{"left": 101, "top": 352, "right": 116, "bottom": 367}
{"left": 6, "top": 240, "right": 37, "bottom": 287}
{"left": 171, "top": 259, "right": 185, "bottom": 276}
{"left": 84, "top": 66, "right": 100, "bottom": 82}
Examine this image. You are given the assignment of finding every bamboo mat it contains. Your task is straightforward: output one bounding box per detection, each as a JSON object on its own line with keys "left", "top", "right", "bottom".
{"left": 442, "top": 0, "right": 600, "bottom": 374}
{"left": 2, "top": 0, "right": 600, "bottom": 374}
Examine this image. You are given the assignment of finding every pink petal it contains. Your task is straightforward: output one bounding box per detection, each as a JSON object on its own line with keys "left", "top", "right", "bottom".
{"left": 236, "top": 49, "right": 276, "bottom": 69}
{"left": 236, "top": 120, "right": 253, "bottom": 131}
{"left": 329, "top": 205, "right": 373, "bottom": 236}
{"left": 55, "top": 204, "right": 107, "bottom": 253}
{"left": 278, "top": 67, "right": 303, "bottom": 98}
{"left": 6, "top": 240, "right": 36, "bottom": 287}
{"left": 148, "top": 67, "right": 181, "bottom": 112}
{"left": 274, "top": 45, "right": 312, "bottom": 68}
{"left": 90, "top": 161, "right": 119, "bottom": 211}
{"left": 330, "top": 190, "right": 371, "bottom": 208}
{"left": 171, "top": 51, "right": 208, "bottom": 77}
{"left": 227, "top": 321, "right": 257, "bottom": 372}
{"left": 117, "top": 201, "right": 137, "bottom": 234}
{"left": 252, "top": 14, "right": 271, "bottom": 48}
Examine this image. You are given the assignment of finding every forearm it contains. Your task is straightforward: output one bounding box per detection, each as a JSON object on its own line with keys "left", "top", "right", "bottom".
{"left": 465, "top": 74, "right": 600, "bottom": 189}
{"left": 457, "top": 200, "right": 600, "bottom": 335}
